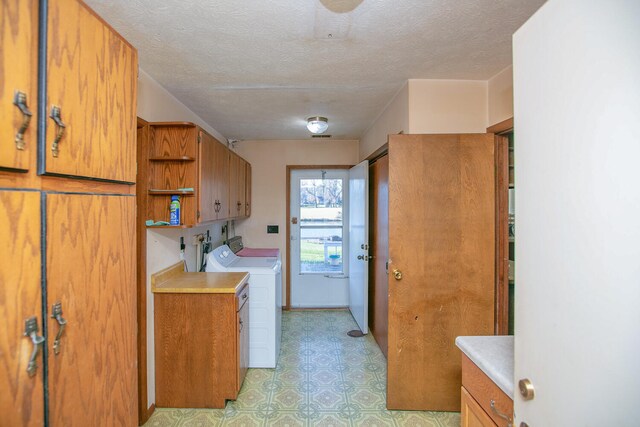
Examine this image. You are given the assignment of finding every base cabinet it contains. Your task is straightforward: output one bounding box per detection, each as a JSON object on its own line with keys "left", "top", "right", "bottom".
{"left": 461, "top": 387, "right": 499, "bottom": 427}
{"left": 155, "top": 283, "right": 249, "bottom": 408}
{"left": 461, "top": 355, "right": 513, "bottom": 427}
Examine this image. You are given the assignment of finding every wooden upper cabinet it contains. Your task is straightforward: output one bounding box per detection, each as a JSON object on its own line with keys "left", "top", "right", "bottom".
{"left": 228, "top": 151, "right": 240, "bottom": 219}
{"left": 198, "top": 131, "right": 217, "bottom": 223}
{"left": 213, "top": 137, "right": 230, "bottom": 220}
{"left": 43, "top": 0, "right": 137, "bottom": 183}
{"left": 245, "top": 162, "right": 252, "bottom": 217}
{"left": 0, "top": 191, "right": 44, "bottom": 427}
{"left": 0, "top": 0, "right": 37, "bottom": 172}
{"left": 237, "top": 157, "right": 247, "bottom": 218}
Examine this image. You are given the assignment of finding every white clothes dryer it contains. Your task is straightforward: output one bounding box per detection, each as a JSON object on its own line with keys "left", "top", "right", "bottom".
{"left": 206, "top": 245, "right": 282, "bottom": 368}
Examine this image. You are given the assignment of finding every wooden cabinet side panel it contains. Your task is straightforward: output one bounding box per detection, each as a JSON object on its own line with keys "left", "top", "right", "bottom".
{"left": 0, "top": 0, "right": 36, "bottom": 171}
{"left": 386, "top": 134, "right": 496, "bottom": 411}
{"left": 155, "top": 293, "right": 236, "bottom": 408}
{"left": 368, "top": 156, "right": 389, "bottom": 358}
{"left": 461, "top": 387, "right": 498, "bottom": 427}
{"left": 45, "top": 0, "right": 137, "bottom": 182}
{"left": 46, "top": 194, "right": 137, "bottom": 426}
{"left": 0, "top": 191, "right": 43, "bottom": 427}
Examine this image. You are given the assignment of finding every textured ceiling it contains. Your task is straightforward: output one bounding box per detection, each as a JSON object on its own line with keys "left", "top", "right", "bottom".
{"left": 85, "top": 0, "right": 545, "bottom": 140}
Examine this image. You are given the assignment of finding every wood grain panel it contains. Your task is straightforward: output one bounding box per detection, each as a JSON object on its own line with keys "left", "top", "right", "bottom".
{"left": 155, "top": 293, "right": 237, "bottom": 408}
{"left": 149, "top": 125, "right": 197, "bottom": 159}
{"left": 46, "top": 193, "right": 137, "bottom": 426}
{"left": 215, "top": 140, "right": 230, "bottom": 219}
{"left": 461, "top": 387, "right": 498, "bottom": 427}
{"left": 368, "top": 155, "right": 389, "bottom": 358}
{"left": 0, "top": 191, "right": 43, "bottom": 427}
{"left": 0, "top": 0, "right": 36, "bottom": 172}
{"left": 199, "top": 130, "right": 216, "bottom": 223}
{"left": 495, "top": 136, "right": 510, "bottom": 334}
{"left": 386, "top": 134, "right": 496, "bottom": 411}
{"left": 462, "top": 355, "right": 512, "bottom": 426}
{"left": 136, "top": 119, "right": 151, "bottom": 425}
{"left": 45, "top": 0, "right": 137, "bottom": 182}
{"left": 148, "top": 159, "right": 196, "bottom": 190}
{"left": 228, "top": 151, "right": 240, "bottom": 219}
{"left": 245, "top": 162, "right": 252, "bottom": 217}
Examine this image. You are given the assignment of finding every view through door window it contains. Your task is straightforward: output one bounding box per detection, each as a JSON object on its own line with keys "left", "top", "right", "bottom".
{"left": 299, "top": 178, "right": 343, "bottom": 274}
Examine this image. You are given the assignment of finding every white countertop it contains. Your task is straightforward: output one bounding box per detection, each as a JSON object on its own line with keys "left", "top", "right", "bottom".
{"left": 455, "top": 335, "right": 514, "bottom": 398}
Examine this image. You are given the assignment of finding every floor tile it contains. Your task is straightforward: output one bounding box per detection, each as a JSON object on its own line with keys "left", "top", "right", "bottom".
{"left": 144, "top": 310, "right": 460, "bottom": 427}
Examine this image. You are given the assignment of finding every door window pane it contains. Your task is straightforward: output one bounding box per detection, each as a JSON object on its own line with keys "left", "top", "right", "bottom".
{"left": 299, "top": 179, "right": 343, "bottom": 274}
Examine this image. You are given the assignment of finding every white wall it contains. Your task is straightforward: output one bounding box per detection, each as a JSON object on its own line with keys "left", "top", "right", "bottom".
{"left": 487, "top": 66, "right": 514, "bottom": 126}
{"left": 359, "top": 83, "right": 409, "bottom": 160}
{"left": 138, "top": 69, "right": 229, "bottom": 408}
{"left": 233, "top": 139, "right": 360, "bottom": 305}
{"left": 408, "top": 79, "right": 488, "bottom": 134}
{"left": 513, "top": 0, "right": 640, "bottom": 424}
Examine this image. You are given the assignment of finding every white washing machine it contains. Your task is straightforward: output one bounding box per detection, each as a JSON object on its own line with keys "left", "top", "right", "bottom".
{"left": 206, "top": 245, "right": 282, "bottom": 368}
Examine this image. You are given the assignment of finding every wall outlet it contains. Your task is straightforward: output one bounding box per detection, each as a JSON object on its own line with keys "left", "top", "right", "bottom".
{"left": 267, "top": 225, "right": 279, "bottom": 234}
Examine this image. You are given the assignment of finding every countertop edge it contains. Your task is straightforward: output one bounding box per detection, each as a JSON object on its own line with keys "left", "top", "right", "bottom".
{"left": 455, "top": 335, "right": 514, "bottom": 399}
{"left": 151, "top": 264, "right": 250, "bottom": 294}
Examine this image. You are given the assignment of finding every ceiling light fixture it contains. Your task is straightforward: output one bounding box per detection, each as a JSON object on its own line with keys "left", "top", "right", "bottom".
{"left": 307, "top": 116, "right": 329, "bottom": 134}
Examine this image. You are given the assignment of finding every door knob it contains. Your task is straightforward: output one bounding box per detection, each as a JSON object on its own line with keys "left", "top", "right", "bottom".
{"left": 393, "top": 269, "right": 402, "bottom": 280}
{"left": 519, "top": 378, "right": 535, "bottom": 400}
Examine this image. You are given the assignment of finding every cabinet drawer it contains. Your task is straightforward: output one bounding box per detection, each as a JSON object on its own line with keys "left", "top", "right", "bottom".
{"left": 237, "top": 283, "right": 249, "bottom": 311}
{"left": 461, "top": 355, "right": 513, "bottom": 427}
{"left": 461, "top": 387, "right": 497, "bottom": 427}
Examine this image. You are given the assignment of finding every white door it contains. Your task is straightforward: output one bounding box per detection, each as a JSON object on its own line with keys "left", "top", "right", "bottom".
{"left": 348, "top": 161, "right": 369, "bottom": 333}
{"left": 290, "top": 169, "right": 349, "bottom": 307}
{"left": 513, "top": 1, "right": 640, "bottom": 425}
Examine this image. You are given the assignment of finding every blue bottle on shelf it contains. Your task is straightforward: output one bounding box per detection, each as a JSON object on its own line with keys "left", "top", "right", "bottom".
{"left": 170, "top": 195, "right": 181, "bottom": 226}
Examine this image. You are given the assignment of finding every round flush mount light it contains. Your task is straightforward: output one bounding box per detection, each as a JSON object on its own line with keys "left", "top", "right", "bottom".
{"left": 307, "top": 116, "right": 329, "bottom": 134}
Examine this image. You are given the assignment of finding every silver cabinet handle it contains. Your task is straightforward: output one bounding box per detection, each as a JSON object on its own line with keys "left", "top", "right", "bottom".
{"left": 51, "top": 302, "right": 67, "bottom": 355}
{"left": 13, "top": 91, "right": 32, "bottom": 150}
{"left": 490, "top": 399, "right": 513, "bottom": 426}
{"left": 24, "top": 317, "right": 45, "bottom": 377}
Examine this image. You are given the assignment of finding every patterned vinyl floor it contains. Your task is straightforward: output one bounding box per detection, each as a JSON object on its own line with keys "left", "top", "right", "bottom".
{"left": 144, "top": 310, "right": 460, "bottom": 427}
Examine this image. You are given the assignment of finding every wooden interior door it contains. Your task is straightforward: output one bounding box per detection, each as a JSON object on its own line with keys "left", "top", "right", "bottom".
{"left": 0, "top": 0, "right": 36, "bottom": 171}
{"left": 199, "top": 130, "right": 216, "bottom": 223}
{"left": 46, "top": 193, "right": 137, "bottom": 425}
{"left": 43, "top": 0, "right": 137, "bottom": 182}
{"left": 386, "top": 134, "right": 496, "bottom": 411}
{"left": 368, "top": 155, "right": 389, "bottom": 358}
{"left": 0, "top": 191, "right": 44, "bottom": 427}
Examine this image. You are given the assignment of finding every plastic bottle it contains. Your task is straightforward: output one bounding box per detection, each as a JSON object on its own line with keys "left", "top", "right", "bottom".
{"left": 170, "top": 195, "right": 181, "bottom": 226}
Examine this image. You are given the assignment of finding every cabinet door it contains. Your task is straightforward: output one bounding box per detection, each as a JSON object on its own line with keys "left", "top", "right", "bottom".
{"left": 245, "top": 162, "right": 252, "bottom": 217}
{"left": 237, "top": 158, "right": 247, "bottom": 218}
{"left": 237, "top": 298, "right": 249, "bottom": 391}
{"left": 46, "top": 193, "right": 137, "bottom": 426}
{"left": 198, "top": 131, "right": 216, "bottom": 223}
{"left": 228, "top": 152, "right": 239, "bottom": 219}
{"left": 0, "top": 0, "right": 36, "bottom": 171}
{"left": 214, "top": 140, "right": 230, "bottom": 220}
{"left": 461, "top": 387, "right": 498, "bottom": 427}
{"left": 0, "top": 191, "right": 44, "bottom": 427}
{"left": 44, "top": 0, "right": 137, "bottom": 183}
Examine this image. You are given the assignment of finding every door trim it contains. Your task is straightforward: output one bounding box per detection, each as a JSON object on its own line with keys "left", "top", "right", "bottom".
{"left": 285, "top": 165, "right": 352, "bottom": 310}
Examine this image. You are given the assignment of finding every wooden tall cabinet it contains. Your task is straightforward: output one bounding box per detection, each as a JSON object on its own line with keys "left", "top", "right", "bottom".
{"left": 0, "top": 0, "right": 138, "bottom": 425}
{"left": 229, "top": 152, "right": 249, "bottom": 219}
